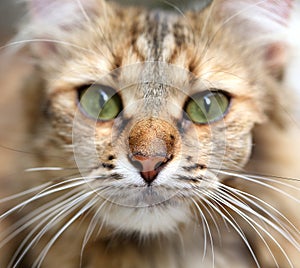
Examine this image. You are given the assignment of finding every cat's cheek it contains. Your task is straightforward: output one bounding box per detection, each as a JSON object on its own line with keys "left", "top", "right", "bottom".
{"left": 237, "top": 133, "right": 253, "bottom": 168}
{"left": 224, "top": 129, "right": 254, "bottom": 170}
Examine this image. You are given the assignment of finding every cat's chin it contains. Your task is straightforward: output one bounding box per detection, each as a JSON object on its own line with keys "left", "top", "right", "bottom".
{"left": 100, "top": 201, "right": 191, "bottom": 235}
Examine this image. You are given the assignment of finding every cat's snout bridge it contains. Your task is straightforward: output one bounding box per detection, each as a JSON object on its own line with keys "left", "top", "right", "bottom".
{"left": 128, "top": 118, "right": 180, "bottom": 184}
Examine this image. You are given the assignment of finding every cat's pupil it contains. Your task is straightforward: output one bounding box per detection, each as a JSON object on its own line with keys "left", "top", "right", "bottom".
{"left": 98, "top": 90, "right": 109, "bottom": 108}
{"left": 203, "top": 96, "right": 211, "bottom": 113}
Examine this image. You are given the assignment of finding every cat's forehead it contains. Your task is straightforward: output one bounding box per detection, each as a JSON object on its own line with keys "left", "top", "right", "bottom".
{"left": 53, "top": 8, "right": 239, "bottom": 85}
{"left": 46, "top": 2, "right": 268, "bottom": 118}
{"left": 132, "top": 10, "right": 186, "bottom": 62}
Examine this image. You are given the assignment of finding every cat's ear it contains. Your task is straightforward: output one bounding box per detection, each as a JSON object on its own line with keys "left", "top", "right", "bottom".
{"left": 28, "top": 0, "right": 100, "bottom": 25}
{"left": 215, "top": 0, "right": 293, "bottom": 77}
{"left": 24, "top": 0, "right": 108, "bottom": 58}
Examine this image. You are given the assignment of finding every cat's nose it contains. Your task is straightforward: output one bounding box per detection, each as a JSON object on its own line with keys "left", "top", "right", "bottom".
{"left": 129, "top": 154, "right": 170, "bottom": 184}
{"left": 128, "top": 118, "right": 180, "bottom": 184}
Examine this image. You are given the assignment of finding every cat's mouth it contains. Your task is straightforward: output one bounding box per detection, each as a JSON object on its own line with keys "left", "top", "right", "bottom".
{"left": 93, "top": 183, "right": 181, "bottom": 208}
{"left": 87, "top": 164, "right": 218, "bottom": 208}
{"left": 137, "top": 186, "right": 187, "bottom": 208}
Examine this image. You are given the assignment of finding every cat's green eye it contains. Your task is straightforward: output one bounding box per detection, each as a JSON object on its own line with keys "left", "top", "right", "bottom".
{"left": 185, "top": 91, "right": 230, "bottom": 124}
{"left": 78, "top": 85, "right": 122, "bottom": 121}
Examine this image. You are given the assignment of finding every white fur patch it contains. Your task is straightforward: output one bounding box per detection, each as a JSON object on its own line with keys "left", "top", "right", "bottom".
{"left": 102, "top": 201, "right": 191, "bottom": 235}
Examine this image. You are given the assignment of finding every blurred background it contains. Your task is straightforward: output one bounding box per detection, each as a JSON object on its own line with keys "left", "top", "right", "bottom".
{"left": 0, "top": 1, "right": 24, "bottom": 44}
{"left": 0, "top": 0, "right": 212, "bottom": 43}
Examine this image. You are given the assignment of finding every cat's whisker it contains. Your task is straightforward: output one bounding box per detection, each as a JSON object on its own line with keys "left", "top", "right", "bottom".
{"left": 24, "top": 166, "right": 98, "bottom": 174}
{"left": 190, "top": 196, "right": 215, "bottom": 264}
{"left": 25, "top": 167, "right": 65, "bottom": 172}
{"left": 0, "top": 183, "right": 51, "bottom": 204}
{"left": 205, "top": 190, "right": 281, "bottom": 268}
{"left": 217, "top": 187, "right": 300, "bottom": 249}
{"left": 0, "top": 176, "right": 95, "bottom": 220}
{"left": 36, "top": 175, "right": 99, "bottom": 195}
{"left": 12, "top": 190, "right": 97, "bottom": 268}
{"left": 199, "top": 0, "right": 217, "bottom": 47}
{"left": 194, "top": 195, "right": 222, "bottom": 246}
{"left": 76, "top": 0, "right": 92, "bottom": 23}
{"left": 162, "top": 1, "right": 185, "bottom": 18}
{"left": 0, "top": 143, "right": 66, "bottom": 161}
{"left": 243, "top": 172, "right": 300, "bottom": 189}
{"left": 1, "top": 189, "right": 81, "bottom": 253}
{"left": 192, "top": 189, "right": 261, "bottom": 268}
{"left": 81, "top": 195, "right": 110, "bottom": 262}
{"left": 215, "top": 166, "right": 300, "bottom": 184}
{"left": 189, "top": 196, "right": 209, "bottom": 260}
{"left": 8, "top": 189, "right": 89, "bottom": 267}
{"left": 193, "top": 188, "right": 243, "bottom": 235}
{"left": 28, "top": 180, "right": 92, "bottom": 203}
{"left": 214, "top": 169, "right": 300, "bottom": 203}
{"left": 1, "top": 39, "right": 97, "bottom": 56}
{"left": 209, "top": 190, "right": 295, "bottom": 268}
{"left": 200, "top": 190, "right": 247, "bottom": 241}
{"left": 33, "top": 195, "right": 99, "bottom": 268}
{"left": 218, "top": 183, "right": 300, "bottom": 240}
{"left": 202, "top": 189, "right": 232, "bottom": 236}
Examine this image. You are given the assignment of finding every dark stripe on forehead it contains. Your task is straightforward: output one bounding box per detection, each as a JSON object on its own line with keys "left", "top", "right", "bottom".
{"left": 146, "top": 11, "right": 172, "bottom": 61}
{"left": 172, "top": 20, "right": 193, "bottom": 47}
{"left": 128, "top": 11, "right": 192, "bottom": 113}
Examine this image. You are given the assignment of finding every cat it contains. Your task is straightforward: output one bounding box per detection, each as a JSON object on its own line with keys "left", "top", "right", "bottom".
{"left": 0, "top": 0, "right": 299, "bottom": 267}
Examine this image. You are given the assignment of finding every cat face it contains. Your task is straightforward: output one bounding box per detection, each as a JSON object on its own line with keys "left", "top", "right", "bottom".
{"left": 23, "top": 0, "right": 291, "bottom": 234}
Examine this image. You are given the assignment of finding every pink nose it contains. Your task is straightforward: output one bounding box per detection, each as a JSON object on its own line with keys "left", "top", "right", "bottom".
{"left": 130, "top": 154, "right": 169, "bottom": 184}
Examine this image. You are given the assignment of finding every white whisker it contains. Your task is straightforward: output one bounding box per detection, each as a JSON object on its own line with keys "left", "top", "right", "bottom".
{"left": 219, "top": 183, "right": 300, "bottom": 242}
{"left": 218, "top": 189, "right": 300, "bottom": 251}
{"left": 244, "top": 173, "right": 300, "bottom": 191}
{"left": 25, "top": 167, "right": 65, "bottom": 172}
{"left": 0, "top": 177, "right": 95, "bottom": 221}
{"left": 1, "top": 39, "right": 97, "bottom": 54}
{"left": 11, "top": 190, "right": 95, "bottom": 267}
{"left": 0, "top": 183, "right": 51, "bottom": 203}
{"left": 193, "top": 189, "right": 261, "bottom": 268}
{"left": 80, "top": 196, "right": 109, "bottom": 264}
{"left": 211, "top": 191, "right": 294, "bottom": 268}
{"left": 76, "top": 0, "right": 91, "bottom": 23}
{"left": 33, "top": 196, "right": 99, "bottom": 267}
{"left": 191, "top": 196, "right": 215, "bottom": 265}
{"left": 192, "top": 189, "right": 223, "bottom": 245}
{"left": 217, "top": 170, "right": 300, "bottom": 203}
{"left": 213, "top": 168, "right": 300, "bottom": 191}
{"left": 8, "top": 190, "right": 86, "bottom": 267}
{"left": 0, "top": 189, "right": 80, "bottom": 249}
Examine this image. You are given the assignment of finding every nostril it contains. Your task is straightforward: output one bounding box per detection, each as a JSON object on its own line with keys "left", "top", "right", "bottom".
{"left": 154, "top": 161, "right": 165, "bottom": 170}
{"left": 130, "top": 159, "right": 143, "bottom": 171}
{"left": 128, "top": 154, "right": 171, "bottom": 184}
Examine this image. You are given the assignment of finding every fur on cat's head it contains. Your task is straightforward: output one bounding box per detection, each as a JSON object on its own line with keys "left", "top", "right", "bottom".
{"left": 17, "top": 0, "right": 294, "bottom": 234}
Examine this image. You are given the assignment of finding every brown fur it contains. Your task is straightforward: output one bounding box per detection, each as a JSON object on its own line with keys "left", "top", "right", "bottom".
{"left": 0, "top": 1, "right": 299, "bottom": 267}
